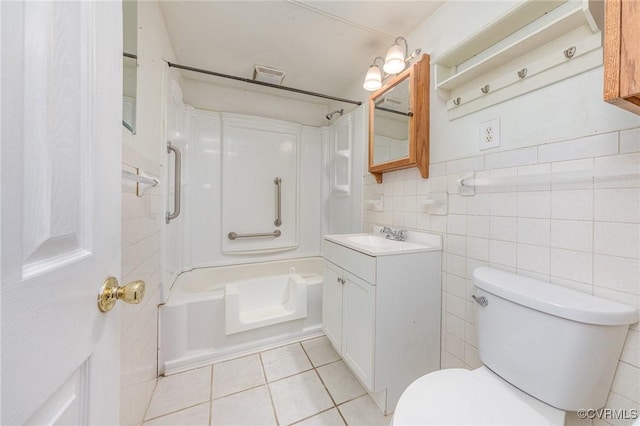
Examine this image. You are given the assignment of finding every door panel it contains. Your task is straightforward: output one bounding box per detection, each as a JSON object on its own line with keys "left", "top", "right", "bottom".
{"left": 342, "top": 272, "right": 375, "bottom": 391}
{"left": 1, "top": 2, "right": 122, "bottom": 424}
{"left": 25, "top": 363, "right": 89, "bottom": 426}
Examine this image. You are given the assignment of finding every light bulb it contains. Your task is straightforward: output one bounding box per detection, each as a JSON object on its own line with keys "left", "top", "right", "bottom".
{"left": 363, "top": 65, "right": 382, "bottom": 91}
{"left": 383, "top": 43, "right": 406, "bottom": 74}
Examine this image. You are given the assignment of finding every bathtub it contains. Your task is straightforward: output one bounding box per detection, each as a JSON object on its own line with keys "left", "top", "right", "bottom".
{"left": 159, "top": 257, "right": 324, "bottom": 375}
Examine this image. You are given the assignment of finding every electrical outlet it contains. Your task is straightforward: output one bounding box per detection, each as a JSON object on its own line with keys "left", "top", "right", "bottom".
{"left": 479, "top": 118, "right": 500, "bottom": 150}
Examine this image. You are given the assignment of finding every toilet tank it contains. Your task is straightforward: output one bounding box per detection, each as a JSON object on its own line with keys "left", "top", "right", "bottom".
{"left": 472, "top": 267, "right": 638, "bottom": 411}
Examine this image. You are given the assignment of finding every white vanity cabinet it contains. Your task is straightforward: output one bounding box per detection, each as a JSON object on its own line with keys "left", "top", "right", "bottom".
{"left": 322, "top": 260, "right": 344, "bottom": 353}
{"left": 324, "top": 261, "right": 376, "bottom": 388}
{"left": 322, "top": 231, "right": 442, "bottom": 414}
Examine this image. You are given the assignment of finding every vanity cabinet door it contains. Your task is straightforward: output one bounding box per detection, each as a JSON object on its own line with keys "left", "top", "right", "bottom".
{"left": 322, "top": 260, "right": 344, "bottom": 353}
{"left": 342, "top": 272, "right": 375, "bottom": 391}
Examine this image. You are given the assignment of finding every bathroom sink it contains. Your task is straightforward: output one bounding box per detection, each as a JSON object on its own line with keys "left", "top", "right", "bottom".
{"left": 324, "top": 229, "right": 441, "bottom": 256}
{"left": 346, "top": 235, "right": 423, "bottom": 250}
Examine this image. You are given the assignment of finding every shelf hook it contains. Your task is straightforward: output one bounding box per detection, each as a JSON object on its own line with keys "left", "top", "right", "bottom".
{"left": 481, "top": 84, "right": 490, "bottom": 94}
{"left": 453, "top": 97, "right": 461, "bottom": 106}
{"left": 564, "top": 46, "right": 576, "bottom": 59}
{"left": 517, "top": 68, "right": 527, "bottom": 79}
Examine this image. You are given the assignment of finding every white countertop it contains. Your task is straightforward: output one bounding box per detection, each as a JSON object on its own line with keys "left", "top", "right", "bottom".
{"left": 324, "top": 229, "right": 442, "bottom": 257}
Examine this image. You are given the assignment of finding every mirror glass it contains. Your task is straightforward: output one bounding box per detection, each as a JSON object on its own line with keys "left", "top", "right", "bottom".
{"left": 371, "top": 77, "right": 410, "bottom": 166}
{"left": 122, "top": 0, "right": 137, "bottom": 133}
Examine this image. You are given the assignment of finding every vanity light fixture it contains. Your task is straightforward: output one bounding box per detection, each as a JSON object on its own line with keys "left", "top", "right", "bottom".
{"left": 363, "top": 57, "right": 385, "bottom": 91}
{"left": 363, "top": 36, "right": 421, "bottom": 91}
{"left": 383, "top": 37, "right": 408, "bottom": 73}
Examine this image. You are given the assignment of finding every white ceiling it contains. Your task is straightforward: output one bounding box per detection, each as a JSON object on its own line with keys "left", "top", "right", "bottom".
{"left": 160, "top": 1, "right": 444, "bottom": 104}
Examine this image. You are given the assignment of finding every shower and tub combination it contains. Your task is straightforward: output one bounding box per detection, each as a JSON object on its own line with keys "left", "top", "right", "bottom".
{"left": 160, "top": 81, "right": 363, "bottom": 374}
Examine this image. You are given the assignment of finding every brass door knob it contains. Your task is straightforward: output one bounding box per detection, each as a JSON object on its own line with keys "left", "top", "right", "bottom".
{"left": 97, "top": 277, "right": 145, "bottom": 312}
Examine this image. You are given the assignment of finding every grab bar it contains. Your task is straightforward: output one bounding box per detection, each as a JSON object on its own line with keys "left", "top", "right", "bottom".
{"left": 274, "top": 177, "right": 282, "bottom": 227}
{"left": 166, "top": 142, "right": 182, "bottom": 224}
{"left": 228, "top": 230, "right": 281, "bottom": 240}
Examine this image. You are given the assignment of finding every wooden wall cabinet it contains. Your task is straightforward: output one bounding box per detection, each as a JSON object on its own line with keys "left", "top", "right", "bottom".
{"left": 604, "top": 0, "right": 640, "bottom": 115}
{"left": 368, "top": 54, "right": 430, "bottom": 184}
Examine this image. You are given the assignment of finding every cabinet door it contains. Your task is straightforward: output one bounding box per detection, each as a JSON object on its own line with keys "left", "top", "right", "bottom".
{"left": 322, "top": 261, "right": 343, "bottom": 353}
{"left": 342, "top": 272, "right": 375, "bottom": 391}
{"left": 604, "top": 0, "right": 640, "bottom": 114}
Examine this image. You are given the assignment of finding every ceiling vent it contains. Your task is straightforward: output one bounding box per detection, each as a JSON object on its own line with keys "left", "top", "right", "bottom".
{"left": 253, "top": 65, "right": 286, "bottom": 85}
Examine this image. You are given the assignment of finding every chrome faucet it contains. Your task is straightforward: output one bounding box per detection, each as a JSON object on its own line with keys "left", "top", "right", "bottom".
{"left": 380, "top": 226, "right": 407, "bottom": 241}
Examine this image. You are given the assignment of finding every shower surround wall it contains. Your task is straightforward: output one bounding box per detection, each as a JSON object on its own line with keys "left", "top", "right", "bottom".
{"left": 182, "top": 112, "right": 323, "bottom": 265}
{"left": 163, "top": 85, "right": 344, "bottom": 300}
{"left": 221, "top": 114, "right": 301, "bottom": 253}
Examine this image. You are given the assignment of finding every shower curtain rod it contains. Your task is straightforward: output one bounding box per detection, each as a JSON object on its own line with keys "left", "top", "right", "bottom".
{"left": 375, "top": 106, "right": 413, "bottom": 117}
{"left": 167, "top": 61, "right": 363, "bottom": 106}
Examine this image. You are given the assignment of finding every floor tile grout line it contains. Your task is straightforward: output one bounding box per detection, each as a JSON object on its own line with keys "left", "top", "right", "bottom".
{"left": 266, "top": 366, "right": 316, "bottom": 384}
{"left": 270, "top": 341, "right": 331, "bottom": 425}
{"left": 209, "top": 340, "right": 324, "bottom": 400}
{"left": 259, "top": 351, "right": 282, "bottom": 426}
{"left": 300, "top": 341, "right": 352, "bottom": 426}
{"left": 262, "top": 341, "right": 316, "bottom": 380}
{"left": 140, "top": 376, "right": 160, "bottom": 423}
{"left": 143, "top": 400, "right": 211, "bottom": 423}
{"left": 270, "top": 340, "right": 345, "bottom": 425}
{"left": 287, "top": 406, "right": 339, "bottom": 426}
{"left": 210, "top": 352, "right": 267, "bottom": 400}
{"left": 153, "top": 336, "right": 350, "bottom": 426}
{"left": 335, "top": 392, "right": 370, "bottom": 409}
{"left": 162, "top": 334, "right": 328, "bottom": 379}
{"left": 313, "top": 368, "right": 348, "bottom": 425}
{"left": 212, "top": 381, "right": 267, "bottom": 401}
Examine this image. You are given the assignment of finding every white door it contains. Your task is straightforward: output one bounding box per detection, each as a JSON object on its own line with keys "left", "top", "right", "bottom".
{"left": 1, "top": 2, "right": 122, "bottom": 424}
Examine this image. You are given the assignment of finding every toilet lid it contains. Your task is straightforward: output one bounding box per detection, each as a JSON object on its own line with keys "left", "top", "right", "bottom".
{"left": 393, "top": 367, "right": 564, "bottom": 426}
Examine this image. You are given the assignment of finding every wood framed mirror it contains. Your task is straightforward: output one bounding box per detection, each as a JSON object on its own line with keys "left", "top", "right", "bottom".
{"left": 368, "top": 54, "right": 429, "bottom": 183}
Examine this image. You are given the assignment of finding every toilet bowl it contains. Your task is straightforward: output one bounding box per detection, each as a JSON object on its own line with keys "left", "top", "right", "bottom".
{"left": 392, "top": 367, "right": 564, "bottom": 425}
{"left": 393, "top": 267, "right": 638, "bottom": 426}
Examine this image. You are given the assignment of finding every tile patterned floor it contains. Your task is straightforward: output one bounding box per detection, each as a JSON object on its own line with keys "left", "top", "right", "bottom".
{"left": 143, "top": 336, "right": 393, "bottom": 426}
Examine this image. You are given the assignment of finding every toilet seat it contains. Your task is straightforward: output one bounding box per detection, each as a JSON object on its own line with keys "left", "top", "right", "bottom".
{"left": 392, "top": 367, "right": 565, "bottom": 426}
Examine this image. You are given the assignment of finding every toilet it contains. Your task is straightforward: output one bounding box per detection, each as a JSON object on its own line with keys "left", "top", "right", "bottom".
{"left": 393, "top": 267, "right": 639, "bottom": 425}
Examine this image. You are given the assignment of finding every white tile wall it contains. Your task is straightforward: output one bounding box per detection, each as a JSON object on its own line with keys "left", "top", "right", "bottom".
{"left": 119, "top": 1, "right": 177, "bottom": 422}
{"left": 537, "top": 132, "right": 619, "bottom": 163}
{"left": 362, "top": 128, "right": 640, "bottom": 424}
{"left": 120, "top": 155, "right": 162, "bottom": 425}
{"left": 551, "top": 190, "right": 594, "bottom": 221}
{"left": 518, "top": 218, "right": 550, "bottom": 246}
{"left": 485, "top": 146, "right": 537, "bottom": 170}
{"left": 620, "top": 128, "right": 640, "bottom": 154}
{"left": 550, "top": 220, "right": 592, "bottom": 252}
